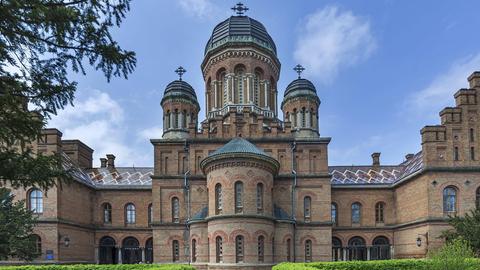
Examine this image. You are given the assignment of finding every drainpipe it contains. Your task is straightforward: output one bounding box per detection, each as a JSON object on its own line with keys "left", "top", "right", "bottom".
{"left": 291, "top": 141, "right": 297, "bottom": 262}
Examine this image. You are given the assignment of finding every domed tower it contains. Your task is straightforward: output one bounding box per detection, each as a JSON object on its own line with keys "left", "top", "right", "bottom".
{"left": 161, "top": 67, "right": 200, "bottom": 139}
{"left": 201, "top": 3, "right": 281, "bottom": 136}
{"left": 281, "top": 65, "right": 321, "bottom": 138}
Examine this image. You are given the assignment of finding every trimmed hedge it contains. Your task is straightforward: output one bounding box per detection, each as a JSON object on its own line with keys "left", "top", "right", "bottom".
{"left": 0, "top": 265, "right": 195, "bottom": 270}
{"left": 273, "top": 258, "right": 480, "bottom": 270}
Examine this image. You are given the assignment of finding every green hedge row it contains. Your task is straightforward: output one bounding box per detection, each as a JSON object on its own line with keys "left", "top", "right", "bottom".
{"left": 273, "top": 258, "right": 480, "bottom": 270}
{"left": 0, "top": 265, "right": 195, "bottom": 270}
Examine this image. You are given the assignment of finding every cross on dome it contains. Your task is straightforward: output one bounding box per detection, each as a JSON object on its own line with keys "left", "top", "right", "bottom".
{"left": 231, "top": 2, "right": 249, "bottom": 16}
{"left": 293, "top": 64, "right": 305, "bottom": 79}
{"left": 175, "top": 66, "right": 186, "bottom": 80}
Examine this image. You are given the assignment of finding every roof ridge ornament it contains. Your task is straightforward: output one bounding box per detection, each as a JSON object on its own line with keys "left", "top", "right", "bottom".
{"left": 232, "top": 2, "right": 249, "bottom": 16}
{"left": 293, "top": 64, "right": 305, "bottom": 79}
{"left": 175, "top": 66, "right": 186, "bottom": 81}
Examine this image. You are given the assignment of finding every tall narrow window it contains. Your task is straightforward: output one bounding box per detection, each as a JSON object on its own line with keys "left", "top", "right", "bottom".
{"left": 443, "top": 186, "right": 457, "bottom": 214}
{"left": 236, "top": 67, "right": 244, "bottom": 103}
{"left": 254, "top": 72, "right": 260, "bottom": 105}
{"left": 164, "top": 157, "right": 169, "bottom": 174}
{"left": 331, "top": 203, "right": 338, "bottom": 224}
{"left": 258, "top": 235, "right": 265, "bottom": 262}
{"left": 173, "top": 109, "right": 179, "bottom": 129}
{"left": 222, "top": 72, "right": 228, "bottom": 105}
{"left": 301, "top": 107, "right": 306, "bottom": 127}
{"left": 165, "top": 111, "right": 170, "bottom": 129}
{"left": 454, "top": 146, "right": 459, "bottom": 161}
{"left": 191, "top": 239, "right": 197, "bottom": 263}
{"left": 256, "top": 183, "right": 264, "bottom": 214}
{"left": 216, "top": 236, "right": 223, "bottom": 263}
{"left": 375, "top": 202, "right": 385, "bottom": 223}
{"left": 305, "top": 240, "right": 312, "bottom": 262}
{"left": 235, "top": 235, "right": 244, "bottom": 263}
{"left": 182, "top": 110, "right": 187, "bottom": 128}
{"left": 172, "top": 197, "right": 180, "bottom": 223}
{"left": 304, "top": 196, "right": 311, "bottom": 222}
{"left": 235, "top": 181, "right": 243, "bottom": 213}
{"left": 103, "top": 203, "right": 112, "bottom": 223}
{"left": 351, "top": 202, "right": 361, "bottom": 224}
{"left": 148, "top": 203, "right": 153, "bottom": 225}
{"left": 292, "top": 109, "right": 297, "bottom": 127}
{"left": 125, "top": 203, "right": 135, "bottom": 224}
{"left": 477, "top": 187, "right": 480, "bottom": 209}
{"left": 182, "top": 156, "right": 187, "bottom": 174}
{"left": 215, "top": 183, "right": 222, "bottom": 215}
{"left": 33, "top": 234, "right": 41, "bottom": 255}
{"left": 286, "top": 238, "right": 292, "bottom": 262}
{"left": 471, "top": 147, "right": 475, "bottom": 160}
{"left": 29, "top": 189, "right": 43, "bottom": 214}
{"left": 172, "top": 240, "right": 179, "bottom": 262}
{"left": 470, "top": 128, "right": 475, "bottom": 142}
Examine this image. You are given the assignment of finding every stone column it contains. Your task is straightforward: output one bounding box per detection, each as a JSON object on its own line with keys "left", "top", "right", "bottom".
{"left": 343, "top": 248, "right": 347, "bottom": 261}
{"left": 117, "top": 247, "right": 123, "bottom": 264}
{"left": 274, "top": 91, "right": 278, "bottom": 116}
{"left": 141, "top": 247, "right": 145, "bottom": 263}
{"left": 246, "top": 76, "right": 251, "bottom": 103}
{"left": 95, "top": 246, "right": 99, "bottom": 264}
{"left": 367, "top": 247, "right": 371, "bottom": 261}
{"left": 264, "top": 82, "right": 268, "bottom": 108}
{"left": 214, "top": 82, "right": 218, "bottom": 109}
{"left": 170, "top": 113, "right": 174, "bottom": 130}
{"left": 306, "top": 111, "right": 311, "bottom": 128}
{"left": 390, "top": 245, "right": 394, "bottom": 259}
{"left": 297, "top": 113, "right": 302, "bottom": 128}
{"left": 179, "top": 113, "right": 184, "bottom": 129}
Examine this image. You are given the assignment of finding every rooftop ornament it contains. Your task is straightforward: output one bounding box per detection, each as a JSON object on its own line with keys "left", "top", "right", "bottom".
{"left": 232, "top": 2, "right": 249, "bottom": 16}
{"left": 293, "top": 64, "right": 305, "bottom": 79}
{"left": 175, "top": 66, "right": 186, "bottom": 81}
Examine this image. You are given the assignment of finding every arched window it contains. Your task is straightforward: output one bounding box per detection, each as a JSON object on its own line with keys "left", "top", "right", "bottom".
{"left": 182, "top": 109, "right": 187, "bottom": 128}
{"left": 292, "top": 108, "right": 297, "bottom": 127}
{"left": 215, "top": 183, "right": 222, "bottom": 215}
{"left": 443, "top": 186, "right": 457, "bottom": 214}
{"left": 331, "top": 203, "right": 338, "bottom": 224}
{"left": 216, "top": 236, "right": 223, "bottom": 263}
{"left": 235, "top": 181, "right": 243, "bottom": 213}
{"left": 122, "top": 237, "right": 140, "bottom": 264}
{"left": 125, "top": 203, "right": 135, "bottom": 224}
{"left": 476, "top": 187, "right": 480, "bottom": 209}
{"left": 165, "top": 110, "right": 170, "bottom": 129}
{"left": 145, "top": 238, "right": 153, "bottom": 263}
{"left": 301, "top": 107, "right": 306, "bottom": 128}
{"left": 103, "top": 203, "right": 112, "bottom": 223}
{"left": 99, "top": 236, "right": 116, "bottom": 264}
{"left": 332, "top": 237, "right": 342, "bottom": 261}
{"left": 258, "top": 235, "right": 265, "bottom": 262}
{"left": 375, "top": 202, "right": 385, "bottom": 223}
{"left": 173, "top": 109, "right": 179, "bottom": 129}
{"left": 148, "top": 203, "right": 153, "bottom": 225}
{"left": 191, "top": 239, "right": 197, "bottom": 263}
{"left": 305, "top": 239, "right": 312, "bottom": 262}
{"left": 29, "top": 189, "right": 43, "bottom": 214}
{"left": 372, "top": 236, "right": 390, "bottom": 260}
{"left": 217, "top": 69, "right": 227, "bottom": 105}
{"left": 172, "top": 240, "right": 180, "bottom": 262}
{"left": 351, "top": 202, "right": 361, "bottom": 224}
{"left": 235, "top": 235, "right": 244, "bottom": 263}
{"left": 348, "top": 237, "right": 367, "bottom": 261}
{"left": 286, "top": 238, "right": 292, "bottom": 262}
{"left": 32, "top": 234, "right": 41, "bottom": 255}
{"left": 256, "top": 183, "right": 264, "bottom": 214}
{"left": 235, "top": 65, "right": 245, "bottom": 103}
{"left": 254, "top": 70, "right": 262, "bottom": 106}
{"left": 304, "top": 196, "right": 311, "bottom": 222}
{"left": 172, "top": 197, "right": 180, "bottom": 223}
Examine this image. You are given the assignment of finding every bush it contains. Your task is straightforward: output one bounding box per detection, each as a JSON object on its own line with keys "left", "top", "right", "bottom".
{"left": 428, "top": 238, "right": 476, "bottom": 270}
{"left": 0, "top": 265, "right": 195, "bottom": 270}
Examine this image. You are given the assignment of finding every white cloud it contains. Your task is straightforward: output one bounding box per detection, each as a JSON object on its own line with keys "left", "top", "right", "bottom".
{"left": 138, "top": 126, "right": 164, "bottom": 140}
{"left": 409, "top": 53, "right": 480, "bottom": 121}
{"left": 177, "top": 0, "right": 216, "bottom": 19}
{"left": 47, "top": 89, "right": 148, "bottom": 167}
{"left": 329, "top": 135, "right": 384, "bottom": 165}
{"left": 294, "top": 5, "right": 376, "bottom": 84}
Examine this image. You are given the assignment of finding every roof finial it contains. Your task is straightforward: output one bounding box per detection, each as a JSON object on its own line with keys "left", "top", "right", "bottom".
{"left": 293, "top": 64, "right": 305, "bottom": 79}
{"left": 232, "top": 2, "right": 249, "bottom": 16}
{"left": 175, "top": 66, "right": 186, "bottom": 81}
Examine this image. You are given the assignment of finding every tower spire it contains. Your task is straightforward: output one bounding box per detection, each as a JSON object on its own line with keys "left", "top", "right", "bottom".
{"left": 175, "top": 66, "right": 186, "bottom": 81}
{"left": 231, "top": 2, "right": 249, "bottom": 16}
{"left": 293, "top": 64, "right": 305, "bottom": 79}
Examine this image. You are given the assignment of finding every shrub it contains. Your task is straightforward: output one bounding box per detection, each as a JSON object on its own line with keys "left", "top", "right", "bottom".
{"left": 0, "top": 265, "right": 195, "bottom": 270}
{"left": 428, "top": 238, "right": 476, "bottom": 270}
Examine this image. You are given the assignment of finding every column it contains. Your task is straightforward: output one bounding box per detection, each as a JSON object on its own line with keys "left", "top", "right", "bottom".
{"left": 141, "top": 247, "right": 145, "bottom": 263}
{"left": 390, "top": 245, "right": 394, "bottom": 259}
{"left": 214, "top": 82, "right": 218, "bottom": 109}
{"left": 367, "top": 247, "right": 371, "bottom": 261}
{"left": 226, "top": 75, "right": 231, "bottom": 103}
{"left": 95, "top": 247, "right": 99, "bottom": 264}
{"left": 306, "top": 111, "right": 311, "bottom": 128}
{"left": 246, "top": 76, "right": 250, "bottom": 103}
{"left": 264, "top": 82, "right": 268, "bottom": 108}
{"left": 274, "top": 91, "right": 278, "bottom": 116}
{"left": 117, "top": 247, "right": 123, "bottom": 264}
{"left": 296, "top": 113, "right": 302, "bottom": 128}
{"left": 170, "top": 113, "right": 174, "bottom": 130}
{"left": 186, "top": 113, "right": 191, "bottom": 127}
{"left": 343, "top": 248, "right": 347, "bottom": 261}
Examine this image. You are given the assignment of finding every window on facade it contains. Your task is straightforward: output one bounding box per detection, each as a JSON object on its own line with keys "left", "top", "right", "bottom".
{"left": 257, "top": 183, "right": 264, "bottom": 214}
{"left": 191, "top": 239, "right": 197, "bottom": 263}
{"left": 165, "top": 110, "right": 170, "bottom": 129}
{"left": 454, "top": 146, "right": 459, "bottom": 161}
{"left": 476, "top": 187, "right": 480, "bottom": 209}
{"left": 172, "top": 240, "right": 180, "bottom": 262}
{"left": 258, "top": 235, "right": 265, "bottom": 262}
{"left": 236, "top": 235, "right": 244, "bottom": 263}
{"left": 221, "top": 72, "right": 227, "bottom": 105}
{"left": 331, "top": 203, "right": 338, "bottom": 224}
{"left": 471, "top": 147, "right": 475, "bottom": 160}
{"left": 125, "top": 203, "right": 136, "bottom": 224}
{"left": 304, "top": 196, "right": 311, "bottom": 222}
{"left": 305, "top": 239, "right": 312, "bottom": 262}
{"left": 301, "top": 107, "right": 306, "bottom": 127}
{"left": 286, "top": 238, "right": 292, "bottom": 262}
{"left": 443, "top": 186, "right": 457, "bottom": 214}
{"left": 164, "top": 157, "right": 169, "bottom": 174}
{"left": 235, "top": 181, "right": 243, "bottom": 213}
{"left": 254, "top": 72, "right": 261, "bottom": 106}
{"left": 236, "top": 67, "right": 244, "bottom": 103}
{"left": 182, "top": 110, "right": 187, "bottom": 128}
{"left": 351, "top": 202, "right": 361, "bottom": 224}
{"left": 470, "top": 128, "right": 475, "bottom": 142}
{"left": 29, "top": 189, "right": 43, "bottom": 214}
{"left": 292, "top": 109, "right": 297, "bottom": 127}
{"left": 172, "top": 197, "right": 180, "bottom": 223}
{"left": 375, "top": 202, "right": 385, "bottom": 223}
{"left": 173, "top": 109, "right": 179, "bottom": 129}
{"left": 103, "top": 203, "right": 112, "bottom": 223}
{"left": 148, "top": 203, "right": 153, "bottom": 225}
{"left": 182, "top": 156, "right": 187, "bottom": 174}
{"left": 32, "top": 234, "right": 41, "bottom": 255}
{"left": 215, "top": 183, "right": 222, "bottom": 215}
{"left": 216, "top": 236, "right": 223, "bottom": 263}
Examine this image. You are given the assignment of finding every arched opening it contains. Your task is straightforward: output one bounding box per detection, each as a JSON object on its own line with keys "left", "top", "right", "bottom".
{"left": 348, "top": 236, "right": 366, "bottom": 261}
{"left": 351, "top": 202, "right": 361, "bottom": 224}
{"left": 305, "top": 239, "right": 312, "bottom": 262}
{"left": 172, "top": 197, "right": 180, "bottom": 223}
{"left": 191, "top": 238, "right": 197, "bottom": 263}
{"left": 217, "top": 68, "right": 227, "bottom": 106}
{"left": 28, "top": 188, "right": 43, "bottom": 214}
{"left": 304, "top": 196, "right": 311, "bottom": 222}
{"left": 215, "top": 236, "right": 223, "bottom": 263}
{"left": 215, "top": 183, "right": 222, "bottom": 215}
{"left": 331, "top": 203, "right": 338, "bottom": 225}
{"left": 122, "top": 237, "right": 141, "bottom": 264}
{"left": 258, "top": 235, "right": 265, "bottom": 262}
{"left": 235, "top": 181, "right": 243, "bottom": 213}
{"left": 375, "top": 202, "right": 385, "bottom": 223}
{"left": 443, "top": 186, "right": 457, "bottom": 214}
{"left": 371, "top": 236, "right": 390, "bottom": 260}
{"left": 234, "top": 64, "right": 246, "bottom": 104}
{"left": 32, "top": 234, "right": 42, "bottom": 257}
{"left": 172, "top": 240, "right": 180, "bottom": 262}
{"left": 145, "top": 237, "right": 153, "bottom": 263}
{"left": 124, "top": 203, "right": 135, "bottom": 224}
{"left": 99, "top": 236, "right": 117, "bottom": 264}
{"left": 235, "top": 235, "right": 244, "bottom": 263}
{"left": 332, "top": 237, "right": 342, "bottom": 261}
{"left": 148, "top": 203, "right": 153, "bottom": 226}
{"left": 254, "top": 68, "right": 264, "bottom": 106}
{"left": 286, "top": 238, "right": 292, "bottom": 262}
{"left": 256, "top": 183, "right": 264, "bottom": 214}
{"left": 103, "top": 203, "right": 112, "bottom": 224}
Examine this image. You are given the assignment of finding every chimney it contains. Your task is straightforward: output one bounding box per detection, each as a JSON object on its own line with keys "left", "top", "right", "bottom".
{"left": 371, "top": 152, "right": 381, "bottom": 167}
{"left": 405, "top": 153, "right": 414, "bottom": 161}
{"left": 106, "top": 154, "right": 115, "bottom": 168}
{"left": 468, "top": 71, "right": 480, "bottom": 89}
{"left": 100, "top": 158, "right": 107, "bottom": 168}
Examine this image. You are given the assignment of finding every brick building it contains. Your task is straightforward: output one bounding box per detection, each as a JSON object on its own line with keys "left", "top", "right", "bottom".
{"left": 5, "top": 4, "right": 480, "bottom": 270}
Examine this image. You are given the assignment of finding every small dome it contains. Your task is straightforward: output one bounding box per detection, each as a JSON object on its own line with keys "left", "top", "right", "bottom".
{"left": 161, "top": 80, "right": 199, "bottom": 106}
{"left": 205, "top": 16, "right": 277, "bottom": 56}
{"left": 282, "top": 78, "right": 320, "bottom": 106}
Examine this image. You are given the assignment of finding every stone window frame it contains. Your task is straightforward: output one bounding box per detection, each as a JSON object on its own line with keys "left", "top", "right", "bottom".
{"left": 256, "top": 182, "right": 264, "bottom": 214}
{"left": 235, "top": 235, "right": 245, "bottom": 263}
{"left": 443, "top": 186, "right": 458, "bottom": 215}
{"left": 304, "top": 239, "right": 312, "bottom": 262}
{"left": 191, "top": 238, "right": 197, "bottom": 263}
{"left": 351, "top": 202, "right": 362, "bottom": 225}
{"left": 28, "top": 188, "right": 43, "bottom": 214}
{"left": 215, "top": 236, "right": 223, "bottom": 263}
{"left": 172, "top": 197, "right": 180, "bottom": 223}
{"left": 234, "top": 181, "right": 244, "bottom": 214}
{"left": 124, "top": 203, "right": 136, "bottom": 224}
{"left": 147, "top": 203, "right": 153, "bottom": 226}
{"left": 375, "top": 202, "right": 385, "bottom": 223}
{"left": 102, "top": 202, "right": 112, "bottom": 224}
{"left": 331, "top": 202, "right": 338, "bottom": 225}
{"left": 304, "top": 196, "right": 312, "bottom": 222}
{"left": 215, "top": 183, "right": 223, "bottom": 215}
{"left": 257, "top": 235, "right": 265, "bottom": 262}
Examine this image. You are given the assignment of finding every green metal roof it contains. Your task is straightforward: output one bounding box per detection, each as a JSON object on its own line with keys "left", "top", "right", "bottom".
{"left": 209, "top": 137, "right": 269, "bottom": 157}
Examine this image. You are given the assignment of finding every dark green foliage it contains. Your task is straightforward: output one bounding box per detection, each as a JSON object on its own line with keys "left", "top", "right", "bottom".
{"left": 428, "top": 238, "right": 475, "bottom": 270}
{"left": 441, "top": 208, "right": 480, "bottom": 255}
{"left": 0, "top": 0, "right": 136, "bottom": 189}
{"left": 0, "top": 265, "right": 195, "bottom": 270}
{"left": 0, "top": 187, "right": 39, "bottom": 261}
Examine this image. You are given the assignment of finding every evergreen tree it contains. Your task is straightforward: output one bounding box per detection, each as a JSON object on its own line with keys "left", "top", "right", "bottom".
{"left": 442, "top": 208, "right": 480, "bottom": 255}
{"left": 0, "top": 0, "right": 136, "bottom": 189}
{"left": 0, "top": 187, "right": 39, "bottom": 260}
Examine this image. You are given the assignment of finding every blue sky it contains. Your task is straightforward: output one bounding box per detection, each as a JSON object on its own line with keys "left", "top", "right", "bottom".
{"left": 48, "top": 0, "right": 480, "bottom": 167}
